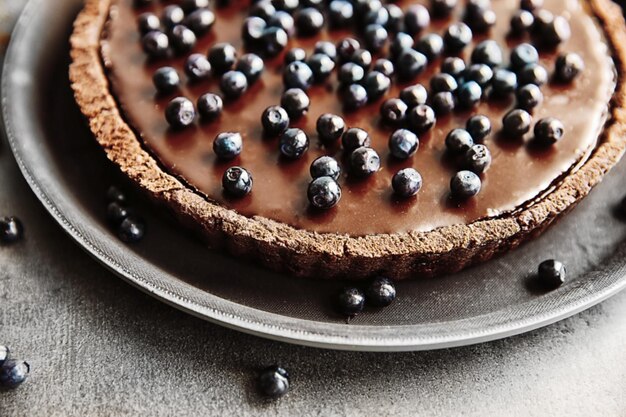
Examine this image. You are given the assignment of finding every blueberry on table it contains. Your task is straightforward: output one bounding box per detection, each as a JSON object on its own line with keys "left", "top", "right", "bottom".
{"left": 389, "top": 32, "right": 414, "bottom": 60}
{"left": 242, "top": 16, "right": 266, "bottom": 45}
{"left": 184, "top": 54, "right": 212, "bottom": 81}
{"left": 516, "top": 84, "right": 543, "bottom": 111}
{"left": 0, "top": 346, "right": 8, "bottom": 367}
{"left": 445, "top": 129, "right": 474, "bottom": 154}
{"left": 152, "top": 67, "right": 180, "bottom": 94}
{"left": 0, "top": 217, "right": 24, "bottom": 244}
{"left": 364, "top": 24, "right": 388, "bottom": 52}
{"left": 165, "top": 97, "right": 196, "bottom": 129}
{"left": 118, "top": 216, "right": 146, "bottom": 243}
{"left": 336, "top": 287, "right": 365, "bottom": 316}
{"left": 169, "top": 25, "right": 196, "bottom": 55}
{"left": 0, "top": 360, "right": 30, "bottom": 389}
{"left": 336, "top": 37, "right": 360, "bottom": 63}
{"left": 295, "top": 7, "right": 324, "bottom": 36}
{"left": 208, "top": 43, "right": 237, "bottom": 74}
{"left": 510, "top": 43, "right": 539, "bottom": 69}
{"left": 464, "top": 63, "right": 493, "bottom": 87}
{"left": 222, "top": 167, "right": 253, "bottom": 197}
{"left": 349, "top": 147, "right": 381, "bottom": 177}
{"left": 181, "top": 0, "right": 209, "bottom": 13}
{"left": 372, "top": 58, "right": 394, "bottom": 78}
{"left": 313, "top": 41, "right": 337, "bottom": 61}
{"left": 260, "top": 27, "right": 289, "bottom": 57}
{"left": 502, "top": 109, "right": 532, "bottom": 137}
{"left": 307, "top": 53, "right": 335, "bottom": 82}
{"left": 444, "top": 22, "right": 472, "bottom": 53}
{"left": 283, "top": 61, "right": 314, "bottom": 90}
{"left": 261, "top": 106, "right": 290, "bottom": 136}
{"left": 389, "top": 129, "right": 419, "bottom": 160}
{"left": 464, "top": 144, "right": 492, "bottom": 174}
{"left": 430, "top": 73, "right": 458, "bottom": 94}
{"left": 348, "top": 48, "right": 372, "bottom": 71}
{"left": 538, "top": 259, "right": 566, "bottom": 288}
{"left": 310, "top": 156, "right": 341, "bottom": 180}
{"left": 185, "top": 8, "right": 215, "bottom": 35}
{"left": 220, "top": 70, "right": 248, "bottom": 99}
{"left": 450, "top": 170, "right": 481, "bottom": 199}
{"left": 534, "top": 117, "right": 564, "bottom": 146}
{"left": 197, "top": 93, "right": 223, "bottom": 121}
{"left": 268, "top": 11, "right": 295, "bottom": 36}
{"left": 342, "top": 84, "right": 368, "bottom": 110}
{"left": 431, "top": 91, "right": 455, "bottom": 116}
{"left": 280, "top": 88, "right": 310, "bottom": 118}
{"left": 363, "top": 71, "right": 390, "bottom": 102}
{"left": 384, "top": 3, "right": 404, "bottom": 32}
{"left": 399, "top": 84, "right": 428, "bottom": 108}
{"left": 338, "top": 62, "right": 365, "bottom": 85}
{"left": 440, "top": 57, "right": 466, "bottom": 78}
{"left": 392, "top": 168, "right": 422, "bottom": 198}
{"left": 316, "top": 114, "right": 345, "bottom": 143}
{"left": 363, "top": 6, "right": 389, "bottom": 26}
{"left": 328, "top": 0, "right": 355, "bottom": 28}
{"left": 407, "top": 104, "right": 436, "bottom": 133}
{"left": 380, "top": 99, "right": 408, "bottom": 125}
{"left": 162, "top": 5, "right": 185, "bottom": 28}
{"left": 403, "top": 4, "right": 430, "bottom": 35}
{"left": 366, "top": 277, "right": 397, "bottom": 307}
{"left": 236, "top": 53, "right": 264, "bottom": 83}
{"left": 466, "top": 115, "right": 491, "bottom": 142}
{"left": 416, "top": 33, "right": 444, "bottom": 61}
{"left": 258, "top": 366, "right": 290, "bottom": 398}
{"left": 510, "top": 10, "right": 534, "bottom": 35}
{"left": 464, "top": 4, "right": 496, "bottom": 33}
{"left": 342, "top": 128, "right": 371, "bottom": 152}
{"left": 491, "top": 68, "right": 518, "bottom": 98}
{"left": 308, "top": 176, "right": 342, "bottom": 209}
{"left": 284, "top": 47, "right": 307, "bottom": 64}
{"left": 470, "top": 40, "right": 503, "bottom": 67}
{"left": 142, "top": 31, "right": 169, "bottom": 59}
{"left": 213, "top": 132, "right": 243, "bottom": 160}
{"left": 431, "top": 0, "right": 457, "bottom": 18}
{"left": 279, "top": 128, "right": 309, "bottom": 159}
{"left": 395, "top": 49, "right": 428, "bottom": 81}
{"left": 137, "top": 13, "right": 160, "bottom": 34}
{"left": 107, "top": 201, "right": 131, "bottom": 227}
{"left": 456, "top": 81, "right": 482, "bottom": 109}
{"left": 555, "top": 52, "right": 584, "bottom": 83}
{"left": 250, "top": 0, "right": 276, "bottom": 20}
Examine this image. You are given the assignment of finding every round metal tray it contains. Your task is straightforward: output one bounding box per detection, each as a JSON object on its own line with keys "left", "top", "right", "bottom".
{"left": 3, "top": 0, "right": 626, "bottom": 351}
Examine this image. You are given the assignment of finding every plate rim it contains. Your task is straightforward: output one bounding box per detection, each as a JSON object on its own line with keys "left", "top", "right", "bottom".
{"left": 3, "top": 0, "right": 626, "bottom": 352}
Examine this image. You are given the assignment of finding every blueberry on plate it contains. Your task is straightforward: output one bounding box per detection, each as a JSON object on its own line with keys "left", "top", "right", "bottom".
{"left": 464, "top": 63, "right": 493, "bottom": 87}
{"left": 348, "top": 48, "right": 372, "bottom": 70}
{"left": 415, "top": 33, "right": 444, "bottom": 61}
{"left": 430, "top": 73, "right": 458, "bottom": 94}
{"left": 510, "top": 43, "right": 539, "bottom": 69}
{"left": 220, "top": 70, "right": 248, "bottom": 98}
{"left": 445, "top": 128, "right": 474, "bottom": 154}
{"left": 242, "top": 16, "right": 266, "bottom": 45}
{"left": 106, "top": 201, "right": 131, "bottom": 227}
{"left": 363, "top": 71, "right": 391, "bottom": 102}
{"left": 222, "top": 166, "right": 253, "bottom": 197}
{"left": 517, "top": 63, "right": 548, "bottom": 86}
{"left": 502, "top": 109, "right": 532, "bottom": 137}
{"left": 431, "top": 0, "right": 457, "bottom": 18}
{"left": 366, "top": 276, "right": 397, "bottom": 307}
{"left": 279, "top": 128, "right": 309, "bottom": 159}
{"left": 464, "top": 144, "right": 491, "bottom": 173}
{"left": 516, "top": 84, "right": 543, "bottom": 111}
{"left": 283, "top": 61, "right": 314, "bottom": 90}
{"left": 280, "top": 88, "right": 310, "bottom": 118}
{"left": 538, "top": 259, "right": 566, "bottom": 288}
{"left": 456, "top": 81, "right": 482, "bottom": 109}
{"left": 399, "top": 84, "right": 428, "bottom": 108}
{"left": 364, "top": 24, "right": 388, "bottom": 52}
{"left": 533, "top": 117, "right": 564, "bottom": 146}
{"left": 307, "top": 53, "right": 335, "bottom": 82}
{"left": 268, "top": 11, "right": 295, "bottom": 36}
{"left": 0, "top": 360, "right": 30, "bottom": 389}
{"left": 349, "top": 147, "right": 380, "bottom": 177}
{"left": 250, "top": 0, "right": 276, "bottom": 20}
{"left": 342, "top": 84, "right": 368, "bottom": 110}
{"left": 491, "top": 68, "right": 518, "bottom": 97}
{"left": 284, "top": 47, "right": 307, "bottom": 64}
{"left": 236, "top": 53, "right": 264, "bottom": 83}
{"left": 197, "top": 93, "right": 223, "bottom": 121}
{"left": 431, "top": 91, "right": 455, "bottom": 116}
{"left": 403, "top": 4, "right": 430, "bottom": 35}
{"left": 307, "top": 176, "right": 342, "bottom": 209}
{"left": 338, "top": 62, "right": 365, "bottom": 85}
{"left": 165, "top": 97, "right": 196, "bottom": 129}
{"left": 395, "top": 49, "right": 428, "bottom": 81}
{"left": 258, "top": 366, "right": 290, "bottom": 398}
{"left": 0, "top": 217, "right": 24, "bottom": 244}
{"left": 152, "top": 66, "right": 180, "bottom": 94}
{"left": 137, "top": 13, "right": 160, "bottom": 34}
{"left": 162, "top": 5, "right": 185, "bottom": 28}
{"left": 407, "top": 104, "right": 436, "bottom": 133}
{"left": 373, "top": 58, "right": 394, "bottom": 78}
{"left": 450, "top": 170, "right": 481, "bottom": 199}
{"left": 260, "top": 27, "right": 289, "bottom": 57}
{"left": 336, "top": 37, "right": 360, "bottom": 63}
{"left": 539, "top": 15, "right": 571, "bottom": 48}
{"left": 328, "top": 0, "right": 355, "bottom": 28}
{"left": 0, "top": 346, "right": 8, "bottom": 367}
{"left": 142, "top": 31, "right": 169, "bottom": 59}
{"left": 336, "top": 287, "right": 365, "bottom": 316}
{"left": 295, "top": 7, "right": 325, "bottom": 36}
{"left": 185, "top": 8, "right": 215, "bottom": 35}
{"left": 470, "top": 40, "right": 503, "bottom": 67}
{"left": 316, "top": 114, "right": 345, "bottom": 143}
{"left": 169, "top": 25, "right": 196, "bottom": 55}
{"left": 389, "top": 32, "right": 414, "bottom": 60}
{"left": 184, "top": 54, "right": 212, "bottom": 81}
{"left": 392, "top": 168, "right": 422, "bottom": 198}
{"left": 213, "top": 132, "right": 243, "bottom": 160}
{"left": 440, "top": 57, "right": 466, "bottom": 78}
{"left": 555, "top": 52, "right": 584, "bottom": 83}
{"left": 310, "top": 156, "right": 341, "bottom": 180}
{"left": 464, "top": 3, "right": 496, "bottom": 33}
{"left": 384, "top": 3, "right": 404, "bottom": 32}
{"left": 510, "top": 10, "right": 534, "bottom": 35}
{"left": 380, "top": 98, "right": 408, "bottom": 125}
{"left": 389, "top": 129, "right": 419, "bottom": 159}
{"left": 444, "top": 22, "right": 472, "bottom": 53}
{"left": 465, "top": 115, "right": 491, "bottom": 142}
{"left": 313, "top": 41, "right": 337, "bottom": 61}
{"left": 118, "top": 216, "right": 146, "bottom": 243}
{"left": 261, "top": 105, "right": 290, "bottom": 136}
{"left": 208, "top": 42, "right": 237, "bottom": 74}
{"left": 342, "top": 128, "right": 371, "bottom": 152}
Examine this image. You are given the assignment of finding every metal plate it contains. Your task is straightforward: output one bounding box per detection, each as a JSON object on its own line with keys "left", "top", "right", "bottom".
{"left": 3, "top": 0, "right": 626, "bottom": 352}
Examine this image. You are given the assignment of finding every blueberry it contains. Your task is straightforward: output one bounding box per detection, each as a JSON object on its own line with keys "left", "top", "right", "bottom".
{"left": 162, "top": 5, "right": 185, "bottom": 28}
{"left": 315, "top": 114, "right": 345, "bottom": 144}
{"left": 431, "top": 91, "right": 456, "bottom": 116}
{"left": 308, "top": 176, "right": 342, "bottom": 209}
{"left": 185, "top": 8, "right": 215, "bottom": 35}
{"left": 532, "top": 9, "right": 554, "bottom": 35}
{"left": 184, "top": 54, "right": 212, "bottom": 81}
{"left": 181, "top": 0, "right": 209, "bottom": 12}
{"left": 384, "top": 4, "right": 405, "bottom": 32}
{"left": 363, "top": 71, "right": 390, "bottom": 102}
{"left": 416, "top": 33, "right": 444, "bottom": 61}
{"left": 400, "top": 84, "right": 428, "bottom": 108}
{"left": 222, "top": 166, "right": 253, "bottom": 197}
{"left": 137, "top": 13, "right": 160, "bottom": 34}
{"left": 538, "top": 259, "right": 566, "bottom": 288}
{"left": 165, "top": 97, "right": 196, "bottom": 129}
{"left": 364, "top": 7, "right": 389, "bottom": 27}
{"left": 407, "top": 104, "right": 436, "bottom": 133}
{"left": 517, "top": 63, "right": 548, "bottom": 86}
{"left": 258, "top": 366, "right": 290, "bottom": 398}
{"left": 389, "top": 32, "right": 414, "bottom": 60}
{"left": 295, "top": 7, "right": 324, "bottom": 36}
{"left": 471, "top": 40, "right": 503, "bottom": 67}
{"left": 395, "top": 49, "right": 428, "bottom": 81}
{"left": 491, "top": 68, "right": 518, "bottom": 97}
{"left": 392, "top": 168, "right": 422, "bottom": 198}
{"left": 107, "top": 201, "right": 130, "bottom": 227}
{"left": 366, "top": 276, "right": 397, "bottom": 307}
{"left": 142, "top": 31, "right": 169, "bottom": 59}
{"left": 555, "top": 52, "right": 584, "bottom": 83}
{"left": 0, "top": 346, "right": 8, "bottom": 367}
{"left": 539, "top": 15, "right": 571, "bottom": 48}
{"left": 279, "top": 128, "right": 309, "bottom": 159}
{"left": 208, "top": 43, "right": 237, "bottom": 74}
{"left": 510, "top": 43, "right": 539, "bottom": 69}
{"left": 220, "top": 70, "right": 248, "bottom": 98}
{"left": 502, "top": 109, "right": 532, "bottom": 137}
{"left": 267, "top": 11, "right": 295, "bottom": 36}
{"left": 260, "top": 27, "right": 289, "bottom": 57}
{"left": 213, "top": 132, "right": 243, "bottom": 160}
{"left": 197, "top": 93, "right": 223, "bottom": 120}
{"left": 336, "top": 37, "right": 361, "bottom": 63}
{"left": 521, "top": 0, "right": 543, "bottom": 11}
{"left": 328, "top": 0, "right": 355, "bottom": 27}
{"left": 450, "top": 170, "right": 481, "bottom": 199}
{"left": 464, "top": 144, "right": 491, "bottom": 173}
{"left": 242, "top": 16, "right": 267, "bottom": 45}
{"left": 364, "top": 24, "right": 388, "bottom": 52}
{"left": 464, "top": 5, "right": 496, "bottom": 33}
{"left": 0, "top": 360, "right": 30, "bottom": 389}
{"left": 338, "top": 62, "right": 365, "bottom": 85}
{"left": 274, "top": 0, "right": 299, "bottom": 12}
{"left": 456, "top": 81, "right": 482, "bottom": 109}
{"left": 534, "top": 117, "right": 564, "bottom": 146}
{"left": 430, "top": 73, "right": 458, "bottom": 94}
{"left": 380, "top": 99, "right": 408, "bottom": 125}
{"left": 310, "top": 156, "right": 341, "bottom": 180}
{"left": 118, "top": 216, "right": 146, "bottom": 243}
{"left": 284, "top": 48, "right": 307, "bottom": 64}
{"left": 314, "top": 41, "right": 337, "bottom": 61}
{"left": 280, "top": 88, "right": 310, "bottom": 118}
{"left": 336, "top": 287, "right": 365, "bottom": 316}
{"left": 355, "top": 0, "right": 383, "bottom": 17}
{"left": 236, "top": 53, "right": 264, "bottom": 83}
{"left": 250, "top": 0, "right": 276, "bottom": 20}
{"left": 464, "top": 63, "right": 493, "bottom": 87}
{"left": 516, "top": 84, "right": 543, "bottom": 111}
{"left": 0, "top": 217, "right": 23, "bottom": 243}
{"left": 350, "top": 147, "right": 380, "bottom": 177}
{"left": 261, "top": 105, "right": 290, "bottom": 136}
{"left": 466, "top": 115, "right": 491, "bottom": 141}
{"left": 510, "top": 10, "right": 534, "bottom": 35}
{"left": 342, "top": 128, "right": 371, "bottom": 152}
{"left": 372, "top": 59, "right": 394, "bottom": 78}
{"left": 445, "top": 128, "right": 474, "bottom": 154}
{"left": 349, "top": 49, "right": 372, "bottom": 70}
{"left": 342, "top": 84, "right": 368, "bottom": 110}
{"left": 444, "top": 22, "right": 473, "bottom": 53}
{"left": 283, "top": 61, "right": 314, "bottom": 90}
{"left": 404, "top": 5, "right": 430, "bottom": 35}
{"left": 389, "top": 129, "right": 419, "bottom": 159}
{"left": 107, "top": 185, "right": 127, "bottom": 204}
{"left": 152, "top": 67, "right": 180, "bottom": 94}
{"left": 307, "top": 53, "right": 335, "bottom": 82}
{"left": 169, "top": 25, "right": 196, "bottom": 54}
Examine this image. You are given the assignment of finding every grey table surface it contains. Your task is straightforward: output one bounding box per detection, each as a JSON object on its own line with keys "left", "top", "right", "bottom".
{"left": 1, "top": 2, "right": 626, "bottom": 416}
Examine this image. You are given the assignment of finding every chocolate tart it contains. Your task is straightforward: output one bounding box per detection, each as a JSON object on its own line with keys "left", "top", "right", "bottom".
{"left": 70, "top": 0, "right": 626, "bottom": 279}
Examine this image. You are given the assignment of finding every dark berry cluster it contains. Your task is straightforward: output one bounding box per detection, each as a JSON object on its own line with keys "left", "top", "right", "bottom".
{"left": 0, "top": 346, "right": 29, "bottom": 389}
{"left": 0, "top": 216, "right": 23, "bottom": 244}
{"left": 336, "top": 276, "right": 397, "bottom": 317}
{"left": 106, "top": 186, "right": 146, "bottom": 243}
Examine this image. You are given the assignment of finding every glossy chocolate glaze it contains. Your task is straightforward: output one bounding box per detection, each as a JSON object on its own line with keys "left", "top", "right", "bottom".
{"left": 103, "top": 0, "right": 614, "bottom": 235}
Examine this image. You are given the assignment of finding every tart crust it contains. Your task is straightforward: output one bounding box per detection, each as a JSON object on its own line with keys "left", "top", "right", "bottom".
{"left": 70, "top": 0, "right": 626, "bottom": 279}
